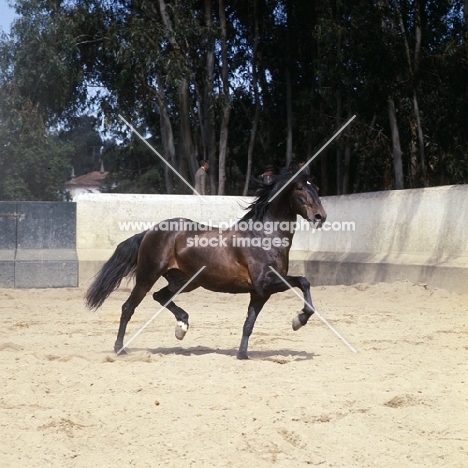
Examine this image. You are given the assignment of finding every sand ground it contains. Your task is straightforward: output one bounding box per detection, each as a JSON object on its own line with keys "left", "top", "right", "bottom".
{"left": 1, "top": 280, "right": 467, "bottom": 467}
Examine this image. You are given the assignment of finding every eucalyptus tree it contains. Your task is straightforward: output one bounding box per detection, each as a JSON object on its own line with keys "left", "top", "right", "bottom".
{"left": 2, "top": 0, "right": 467, "bottom": 199}
{"left": 69, "top": 0, "right": 239, "bottom": 194}
{"left": 0, "top": 0, "right": 80, "bottom": 200}
{"left": 418, "top": 0, "right": 468, "bottom": 185}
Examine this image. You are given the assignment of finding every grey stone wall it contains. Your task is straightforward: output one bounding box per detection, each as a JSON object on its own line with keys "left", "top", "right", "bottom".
{"left": 0, "top": 202, "right": 78, "bottom": 288}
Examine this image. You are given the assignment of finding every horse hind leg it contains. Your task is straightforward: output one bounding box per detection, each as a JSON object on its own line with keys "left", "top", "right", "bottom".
{"left": 115, "top": 279, "right": 155, "bottom": 354}
{"left": 153, "top": 286, "right": 190, "bottom": 341}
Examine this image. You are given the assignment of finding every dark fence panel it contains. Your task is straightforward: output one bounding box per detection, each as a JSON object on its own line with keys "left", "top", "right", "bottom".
{"left": 0, "top": 202, "right": 17, "bottom": 287}
{"left": 0, "top": 202, "right": 78, "bottom": 288}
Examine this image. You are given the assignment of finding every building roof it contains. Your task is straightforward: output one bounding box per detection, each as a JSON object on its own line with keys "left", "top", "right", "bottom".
{"left": 65, "top": 171, "right": 109, "bottom": 187}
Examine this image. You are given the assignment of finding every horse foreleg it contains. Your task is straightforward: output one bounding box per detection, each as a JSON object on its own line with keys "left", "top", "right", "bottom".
{"left": 238, "top": 294, "right": 270, "bottom": 360}
{"left": 153, "top": 286, "right": 190, "bottom": 340}
{"left": 263, "top": 274, "right": 315, "bottom": 331}
{"left": 285, "top": 276, "right": 316, "bottom": 331}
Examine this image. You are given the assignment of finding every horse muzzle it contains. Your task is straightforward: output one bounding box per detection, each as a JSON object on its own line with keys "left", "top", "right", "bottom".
{"left": 309, "top": 211, "right": 327, "bottom": 229}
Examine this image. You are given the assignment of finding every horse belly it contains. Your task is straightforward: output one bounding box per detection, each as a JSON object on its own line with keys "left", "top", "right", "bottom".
{"left": 176, "top": 240, "right": 253, "bottom": 294}
{"left": 201, "top": 268, "right": 253, "bottom": 294}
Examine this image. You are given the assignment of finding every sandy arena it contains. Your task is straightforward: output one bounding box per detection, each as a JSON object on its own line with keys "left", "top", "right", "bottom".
{"left": 1, "top": 280, "right": 467, "bottom": 467}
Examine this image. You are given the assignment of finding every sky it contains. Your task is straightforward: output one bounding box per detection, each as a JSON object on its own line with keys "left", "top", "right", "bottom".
{"left": 0, "top": 0, "right": 16, "bottom": 33}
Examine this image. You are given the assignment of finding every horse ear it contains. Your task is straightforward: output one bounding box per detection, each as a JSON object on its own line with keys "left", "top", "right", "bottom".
{"left": 249, "top": 176, "right": 266, "bottom": 191}
{"left": 307, "top": 174, "right": 320, "bottom": 192}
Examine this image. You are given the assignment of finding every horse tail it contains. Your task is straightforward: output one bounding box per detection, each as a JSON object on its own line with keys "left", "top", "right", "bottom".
{"left": 85, "top": 231, "right": 147, "bottom": 310}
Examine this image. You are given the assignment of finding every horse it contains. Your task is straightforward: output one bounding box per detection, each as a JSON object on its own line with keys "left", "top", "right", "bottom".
{"left": 85, "top": 172, "right": 327, "bottom": 359}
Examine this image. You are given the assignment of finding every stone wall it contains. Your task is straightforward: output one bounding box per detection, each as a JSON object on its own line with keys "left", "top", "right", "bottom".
{"left": 0, "top": 202, "right": 78, "bottom": 288}
{"left": 75, "top": 185, "right": 468, "bottom": 294}
{"left": 289, "top": 184, "right": 468, "bottom": 294}
{"left": 2, "top": 187, "right": 464, "bottom": 292}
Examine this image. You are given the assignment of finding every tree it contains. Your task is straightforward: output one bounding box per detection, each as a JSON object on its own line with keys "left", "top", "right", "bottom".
{"left": 61, "top": 115, "right": 102, "bottom": 176}
{"left": 0, "top": 71, "right": 73, "bottom": 200}
{"left": 0, "top": 1, "right": 80, "bottom": 200}
{"left": 217, "top": 0, "right": 231, "bottom": 195}
{"left": 2, "top": 0, "right": 467, "bottom": 199}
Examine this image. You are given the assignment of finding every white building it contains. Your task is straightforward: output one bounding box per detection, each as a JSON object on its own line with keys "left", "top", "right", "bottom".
{"left": 65, "top": 163, "right": 108, "bottom": 201}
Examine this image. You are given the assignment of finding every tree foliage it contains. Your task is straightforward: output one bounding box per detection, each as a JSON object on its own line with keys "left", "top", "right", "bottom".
{"left": 0, "top": 0, "right": 83, "bottom": 200}
{"left": 0, "top": 0, "right": 467, "bottom": 200}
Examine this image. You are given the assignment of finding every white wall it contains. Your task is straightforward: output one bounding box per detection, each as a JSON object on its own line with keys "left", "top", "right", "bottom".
{"left": 76, "top": 185, "right": 468, "bottom": 292}
{"left": 66, "top": 186, "right": 102, "bottom": 201}
{"left": 292, "top": 184, "right": 468, "bottom": 263}
{"left": 76, "top": 193, "right": 252, "bottom": 251}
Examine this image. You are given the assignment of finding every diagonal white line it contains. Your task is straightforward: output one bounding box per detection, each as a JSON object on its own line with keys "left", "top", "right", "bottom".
{"left": 268, "top": 266, "right": 357, "bottom": 353}
{"left": 118, "top": 114, "right": 205, "bottom": 201}
{"left": 117, "top": 266, "right": 206, "bottom": 355}
{"left": 268, "top": 114, "right": 356, "bottom": 203}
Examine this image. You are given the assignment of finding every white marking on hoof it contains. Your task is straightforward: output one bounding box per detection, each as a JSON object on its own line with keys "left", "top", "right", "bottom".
{"left": 292, "top": 315, "right": 303, "bottom": 331}
{"left": 175, "top": 321, "right": 188, "bottom": 340}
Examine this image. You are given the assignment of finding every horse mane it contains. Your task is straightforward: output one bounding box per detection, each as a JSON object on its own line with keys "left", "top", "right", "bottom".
{"left": 241, "top": 171, "right": 312, "bottom": 222}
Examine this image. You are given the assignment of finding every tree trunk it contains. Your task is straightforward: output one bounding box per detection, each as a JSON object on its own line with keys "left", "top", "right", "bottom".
{"left": 319, "top": 103, "right": 329, "bottom": 194}
{"left": 145, "top": 73, "right": 177, "bottom": 193}
{"left": 204, "top": 0, "right": 217, "bottom": 195}
{"left": 159, "top": 103, "right": 176, "bottom": 193}
{"left": 218, "top": 106, "right": 230, "bottom": 194}
{"left": 335, "top": 3, "right": 343, "bottom": 195}
{"left": 218, "top": 0, "right": 231, "bottom": 195}
{"left": 465, "top": 0, "right": 468, "bottom": 36}
{"left": 342, "top": 145, "right": 351, "bottom": 194}
{"left": 158, "top": 0, "right": 196, "bottom": 192}
{"left": 394, "top": 0, "right": 426, "bottom": 186}
{"left": 413, "top": 92, "right": 426, "bottom": 186}
{"left": 342, "top": 111, "right": 352, "bottom": 194}
{"left": 178, "top": 78, "right": 197, "bottom": 191}
{"left": 409, "top": 116, "right": 418, "bottom": 187}
{"left": 388, "top": 97, "right": 404, "bottom": 189}
{"left": 242, "top": 0, "right": 260, "bottom": 196}
{"left": 335, "top": 94, "right": 342, "bottom": 195}
{"left": 285, "top": 0, "right": 293, "bottom": 167}
{"left": 285, "top": 68, "right": 293, "bottom": 168}
{"left": 320, "top": 150, "right": 329, "bottom": 195}
{"left": 412, "top": 1, "right": 426, "bottom": 186}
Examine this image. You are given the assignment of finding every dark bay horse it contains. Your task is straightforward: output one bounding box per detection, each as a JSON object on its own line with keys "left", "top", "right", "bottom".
{"left": 85, "top": 172, "right": 327, "bottom": 359}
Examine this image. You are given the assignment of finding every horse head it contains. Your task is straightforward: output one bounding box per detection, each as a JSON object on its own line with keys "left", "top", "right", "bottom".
{"left": 288, "top": 177, "right": 327, "bottom": 228}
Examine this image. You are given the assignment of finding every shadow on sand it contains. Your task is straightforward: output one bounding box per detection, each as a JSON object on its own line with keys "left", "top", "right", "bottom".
{"left": 126, "top": 345, "right": 318, "bottom": 361}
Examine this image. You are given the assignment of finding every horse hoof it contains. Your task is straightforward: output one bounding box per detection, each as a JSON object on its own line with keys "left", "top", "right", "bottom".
{"left": 292, "top": 315, "right": 303, "bottom": 331}
{"left": 115, "top": 347, "right": 127, "bottom": 355}
{"left": 237, "top": 353, "right": 249, "bottom": 360}
{"left": 175, "top": 321, "right": 188, "bottom": 340}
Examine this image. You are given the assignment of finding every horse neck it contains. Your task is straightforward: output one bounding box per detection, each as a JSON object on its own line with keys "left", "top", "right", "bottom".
{"left": 264, "top": 200, "right": 297, "bottom": 238}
